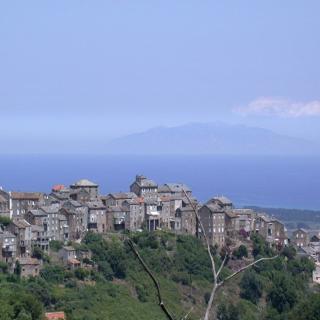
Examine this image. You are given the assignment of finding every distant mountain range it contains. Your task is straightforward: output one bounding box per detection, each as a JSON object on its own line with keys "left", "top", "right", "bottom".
{"left": 105, "top": 122, "right": 318, "bottom": 155}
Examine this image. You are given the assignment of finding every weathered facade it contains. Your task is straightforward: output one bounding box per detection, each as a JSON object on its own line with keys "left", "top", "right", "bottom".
{"left": 60, "top": 200, "right": 88, "bottom": 241}
{"left": 175, "top": 205, "right": 197, "bottom": 235}
{"left": 8, "top": 218, "right": 32, "bottom": 257}
{"left": 292, "top": 228, "right": 309, "bottom": 248}
{"left": 0, "top": 230, "right": 17, "bottom": 263}
{"left": 87, "top": 201, "right": 107, "bottom": 233}
{"left": 254, "top": 215, "right": 288, "bottom": 247}
{"left": 9, "top": 192, "right": 44, "bottom": 217}
{"left": 198, "top": 204, "right": 226, "bottom": 247}
{"left": 70, "top": 179, "right": 99, "bottom": 200}
{"left": 130, "top": 175, "right": 158, "bottom": 202}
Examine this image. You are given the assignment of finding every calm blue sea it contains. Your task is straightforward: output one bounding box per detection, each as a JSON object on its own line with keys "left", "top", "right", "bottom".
{"left": 0, "top": 154, "right": 319, "bottom": 210}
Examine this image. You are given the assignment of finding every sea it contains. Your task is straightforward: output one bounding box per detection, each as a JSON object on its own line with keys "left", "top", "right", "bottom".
{"left": 0, "top": 154, "right": 319, "bottom": 210}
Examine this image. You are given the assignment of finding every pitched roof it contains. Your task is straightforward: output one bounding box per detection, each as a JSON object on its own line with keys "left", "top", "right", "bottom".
{"left": 108, "top": 192, "right": 137, "bottom": 200}
{"left": 213, "top": 196, "right": 233, "bottom": 205}
{"left": 205, "top": 204, "right": 225, "bottom": 213}
{"left": 52, "top": 185, "right": 66, "bottom": 192}
{"left": 45, "top": 312, "right": 66, "bottom": 320}
{"left": 12, "top": 219, "right": 31, "bottom": 228}
{"left": 86, "top": 201, "right": 105, "bottom": 209}
{"left": 29, "top": 209, "right": 47, "bottom": 217}
{"left": 159, "top": 183, "right": 191, "bottom": 193}
{"left": 72, "top": 179, "right": 98, "bottom": 187}
{"left": 133, "top": 176, "right": 157, "bottom": 187}
{"left": 40, "top": 204, "right": 61, "bottom": 214}
{"left": 10, "top": 192, "right": 42, "bottom": 200}
{"left": 19, "top": 258, "right": 41, "bottom": 265}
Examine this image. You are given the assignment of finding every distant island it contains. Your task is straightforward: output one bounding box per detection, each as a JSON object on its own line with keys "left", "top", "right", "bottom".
{"left": 105, "top": 122, "right": 317, "bottom": 155}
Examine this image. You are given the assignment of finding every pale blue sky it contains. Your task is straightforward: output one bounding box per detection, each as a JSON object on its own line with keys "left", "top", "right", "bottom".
{"left": 1, "top": 1, "right": 320, "bottom": 152}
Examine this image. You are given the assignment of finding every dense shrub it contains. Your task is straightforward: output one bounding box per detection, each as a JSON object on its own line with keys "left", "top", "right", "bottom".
{"left": 233, "top": 245, "right": 248, "bottom": 259}
{"left": 240, "top": 270, "right": 262, "bottom": 304}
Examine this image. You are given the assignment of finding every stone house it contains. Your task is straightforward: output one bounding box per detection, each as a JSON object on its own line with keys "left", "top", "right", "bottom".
{"left": 130, "top": 175, "right": 158, "bottom": 202}
{"left": 225, "top": 209, "right": 256, "bottom": 239}
{"left": 30, "top": 224, "right": 48, "bottom": 251}
{"left": 292, "top": 228, "right": 309, "bottom": 248}
{"left": 198, "top": 204, "right": 226, "bottom": 247}
{"left": 86, "top": 201, "right": 107, "bottom": 233}
{"left": 144, "top": 200, "right": 162, "bottom": 231}
{"left": 107, "top": 206, "right": 127, "bottom": 231}
{"left": 9, "top": 191, "right": 44, "bottom": 217}
{"left": 103, "top": 192, "right": 137, "bottom": 208}
{"left": 175, "top": 205, "right": 197, "bottom": 235}
{"left": 19, "top": 257, "right": 42, "bottom": 277}
{"left": 123, "top": 197, "right": 145, "bottom": 231}
{"left": 0, "top": 230, "right": 17, "bottom": 263}
{"left": 8, "top": 218, "right": 32, "bottom": 257}
{"left": 157, "top": 196, "right": 171, "bottom": 229}
{"left": 26, "top": 204, "right": 69, "bottom": 244}
{"left": 70, "top": 179, "right": 99, "bottom": 200}
{"left": 0, "top": 189, "right": 10, "bottom": 216}
{"left": 254, "top": 215, "right": 288, "bottom": 247}
{"left": 59, "top": 246, "right": 77, "bottom": 262}
{"left": 40, "top": 204, "right": 68, "bottom": 242}
{"left": 58, "top": 246, "right": 80, "bottom": 269}
{"left": 60, "top": 200, "right": 88, "bottom": 241}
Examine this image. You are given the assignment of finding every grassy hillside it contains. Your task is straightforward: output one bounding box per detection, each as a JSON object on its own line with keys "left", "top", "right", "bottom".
{"left": 0, "top": 232, "right": 319, "bottom": 320}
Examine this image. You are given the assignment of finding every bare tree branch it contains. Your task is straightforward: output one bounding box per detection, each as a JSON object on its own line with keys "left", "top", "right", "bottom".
{"left": 180, "top": 307, "right": 194, "bottom": 320}
{"left": 216, "top": 254, "right": 227, "bottom": 278}
{"left": 217, "top": 255, "right": 279, "bottom": 287}
{"left": 182, "top": 190, "right": 218, "bottom": 320}
{"left": 126, "top": 238, "right": 176, "bottom": 320}
{"left": 182, "top": 189, "right": 279, "bottom": 320}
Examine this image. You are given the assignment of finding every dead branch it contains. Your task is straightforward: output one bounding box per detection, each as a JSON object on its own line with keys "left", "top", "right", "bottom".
{"left": 126, "top": 238, "right": 176, "bottom": 320}
{"left": 182, "top": 190, "right": 278, "bottom": 320}
{"left": 218, "top": 255, "right": 279, "bottom": 287}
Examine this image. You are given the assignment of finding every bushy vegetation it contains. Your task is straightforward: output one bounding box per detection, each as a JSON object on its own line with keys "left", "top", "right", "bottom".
{"left": 0, "top": 231, "right": 318, "bottom": 320}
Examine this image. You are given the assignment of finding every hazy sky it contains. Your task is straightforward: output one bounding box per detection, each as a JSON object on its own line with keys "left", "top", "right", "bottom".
{"left": 1, "top": 1, "right": 320, "bottom": 152}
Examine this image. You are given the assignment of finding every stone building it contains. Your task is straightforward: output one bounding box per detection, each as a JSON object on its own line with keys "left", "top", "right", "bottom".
{"left": 70, "top": 179, "right": 99, "bottom": 200}
{"left": 130, "top": 175, "right": 158, "bottom": 202}
{"left": 60, "top": 200, "right": 88, "bottom": 241}
{"left": 0, "top": 230, "right": 17, "bottom": 263}
{"left": 19, "top": 258, "right": 42, "bottom": 277}
{"left": 9, "top": 192, "right": 45, "bottom": 217}
{"left": 175, "top": 205, "right": 197, "bottom": 235}
{"left": 198, "top": 204, "right": 226, "bottom": 247}
{"left": 8, "top": 218, "right": 32, "bottom": 257}
{"left": 254, "top": 215, "right": 288, "bottom": 247}
{"left": 292, "top": 228, "right": 309, "bottom": 248}
{"left": 103, "top": 192, "right": 137, "bottom": 208}
{"left": 225, "top": 209, "right": 256, "bottom": 239}
{"left": 86, "top": 201, "right": 107, "bottom": 233}
{"left": 0, "top": 189, "right": 10, "bottom": 216}
{"left": 123, "top": 197, "right": 145, "bottom": 231}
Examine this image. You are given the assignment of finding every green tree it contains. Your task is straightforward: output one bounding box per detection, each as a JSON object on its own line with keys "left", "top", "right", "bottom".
{"left": 240, "top": 270, "right": 262, "bottom": 304}
{"left": 233, "top": 245, "right": 248, "bottom": 259}
{"left": 267, "top": 272, "right": 297, "bottom": 313}
{"left": 289, "top": 293, "right": 320, "bottom": 320}
{"left": 217, "top": 303, "right": 240, "bottom": 320}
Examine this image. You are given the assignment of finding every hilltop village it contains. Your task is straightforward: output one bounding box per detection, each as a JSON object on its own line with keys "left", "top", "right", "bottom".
{"left": 0, "top": 175, "right": 319, "bottom": 280}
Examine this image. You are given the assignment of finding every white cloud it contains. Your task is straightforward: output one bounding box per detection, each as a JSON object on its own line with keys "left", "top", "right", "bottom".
{"left": 235, "top": 97, "right": 320, "bottom": 118}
